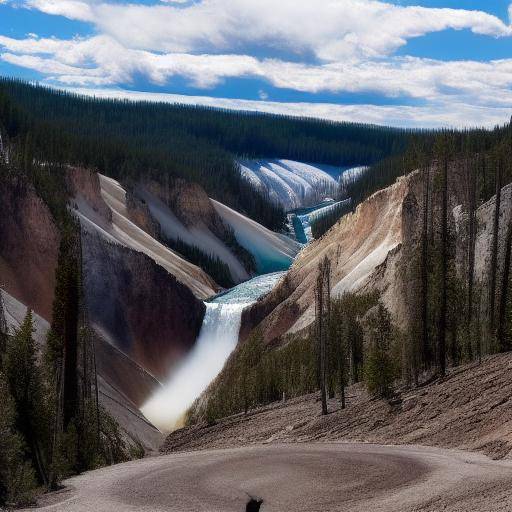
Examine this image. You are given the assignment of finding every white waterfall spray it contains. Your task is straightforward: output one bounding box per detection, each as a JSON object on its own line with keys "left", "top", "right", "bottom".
{"left": 141, "top": 271, "right": 285, "bottom": 432}
{"left": 141, "top": 302, "right": 248, "bottom": 431}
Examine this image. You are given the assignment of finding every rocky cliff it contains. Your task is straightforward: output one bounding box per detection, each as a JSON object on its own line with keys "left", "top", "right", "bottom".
{"left": 0, "top": 174, "right": 60, "bottom": 319}
{"left": 242, "top": 164, "right": 512, "bottom": 346}
{"left": 82, "top": 228, "right": 205, "bottom": 381}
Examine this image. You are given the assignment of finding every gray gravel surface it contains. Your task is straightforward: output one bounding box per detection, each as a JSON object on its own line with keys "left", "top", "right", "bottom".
{"left": 26, "top": 443, "right": 512, "bottom": 512}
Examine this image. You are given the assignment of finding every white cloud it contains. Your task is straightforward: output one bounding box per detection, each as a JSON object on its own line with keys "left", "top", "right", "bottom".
{"left": 2, "top": 0, "right": 511, "bottom": 128}
{"left": 22, "top": 0, "right": 512, "bottom": 61}
{"left": 2, "top": 34, "right": 512, "bottom": 111}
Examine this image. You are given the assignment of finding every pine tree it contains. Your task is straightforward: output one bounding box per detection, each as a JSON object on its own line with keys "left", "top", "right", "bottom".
{"left": 363, "top": 303, "right": 396, "bottom": 398}
{"left": 4, "top": 310, "right": 48, "bottom": 486}
{"left": 0, "top": 373, "right": 36, "bottom": 507}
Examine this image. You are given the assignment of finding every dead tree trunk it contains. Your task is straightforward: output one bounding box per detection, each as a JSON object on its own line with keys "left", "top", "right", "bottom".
{"left": 467, "top": 158, "right": 477, "bottom": 361}
{"left": 497, "top": 219, "right": 512, "bottom": 352}
{"left": 421, "top": 165, "right": 430, "bottom": 368}
{"left": 316, "top": 257, "right": 331, "bottom": 415}
{"left": 489, "top": 159, "right": 502, "bottom": 344}
{"left": 438, "top": 155, "right": 448, "bottom": 377}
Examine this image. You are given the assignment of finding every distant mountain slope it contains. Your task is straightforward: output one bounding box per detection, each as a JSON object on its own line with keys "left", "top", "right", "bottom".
{"left": 0, "top": 79, "right": 414, "bottom": 232}
{"left": 238, "top": 159, "right": 343, "bottom": 211}
{"left": 134, "top": 182, "right": 251, "bottom": 284}
{"left": 73, "top": 173, "right": 218, "bottom": 299}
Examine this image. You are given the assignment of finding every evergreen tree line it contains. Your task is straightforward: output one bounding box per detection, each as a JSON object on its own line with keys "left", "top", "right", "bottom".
{"left": 401, "top": 130, "right": 512, "bottom": 384}
{"left": 0, "top": 223, "right": 141, "bottom": 508}
{"left": 311, "top": 122, "right": 512, "bottom": 240}
{"left": 0, "top": 78, "right": 415, "bottom": 231}
{"left": 164, "top": 236, "right": 235, "bottom": 288}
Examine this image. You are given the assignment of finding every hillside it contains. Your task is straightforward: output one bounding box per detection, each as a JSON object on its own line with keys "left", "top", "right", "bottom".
{"left": 165, "top": 352, "right": 512, "bottom": 460}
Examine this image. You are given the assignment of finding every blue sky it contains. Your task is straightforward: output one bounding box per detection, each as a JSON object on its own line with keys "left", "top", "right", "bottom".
{"left": 0, "top": 0, "right": 511, "bottom": 127}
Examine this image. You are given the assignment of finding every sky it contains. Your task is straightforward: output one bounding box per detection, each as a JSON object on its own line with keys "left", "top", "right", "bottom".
{"left": 0, "top": 0, "right": 511, "bottom": 128}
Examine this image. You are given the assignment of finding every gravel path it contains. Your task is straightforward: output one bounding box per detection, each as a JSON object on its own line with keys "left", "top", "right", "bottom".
{"left": 26, "top": 443, "right": 512, "bottom": 512}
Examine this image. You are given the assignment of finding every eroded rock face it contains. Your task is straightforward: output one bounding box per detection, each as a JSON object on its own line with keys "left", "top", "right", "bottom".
{"left": 241, "top": 173, "right": 411, "bottom": 344}
{"left": 67, "top": 166, "right": 111, "bottom": 222}
{"left": 142, "top": 178, "right": 227, "bottom": 237}
{"left": 81, "top": 228, "right": 206, "bottom": 381}
{"left": 243, "top": 164, "right": 512, "bottom": 346}
{"left": 0, "top": 174, "right": 60, "bottom": 320}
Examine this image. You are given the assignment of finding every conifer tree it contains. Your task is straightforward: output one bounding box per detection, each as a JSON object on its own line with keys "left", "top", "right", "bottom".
{"left": 4, "top": 310, "right": 48, "bottom": 486}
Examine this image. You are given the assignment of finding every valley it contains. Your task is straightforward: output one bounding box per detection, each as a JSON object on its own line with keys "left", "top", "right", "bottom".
{"left": 1, "top": 79, "right": 512, "bottom": 511}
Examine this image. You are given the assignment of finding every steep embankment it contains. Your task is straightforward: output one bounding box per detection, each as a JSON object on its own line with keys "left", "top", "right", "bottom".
{"left": 134, "top": 180, "right": 252, "bottom": 283}
{"left": 82, "top": 228, "right": 205, "bottom": 382}
{"left": 89, "top": 174, "right": 218, "bottom": 298}
{"left": 2, "top": 289, "right": 163, "bottom": 451}
{"left": 0, "top": 174, "right": 60, "bottom": 319}
{"left": 69, "top": 168, "right": 208, "bottom": 381}
{"left": 242, "top": 173, "right": 409, "bottom": 343}
{"left": 0, "top": 167, "right": 212, "bottom": 447}
{"left": 164, "top": 352, "right": 512, "bottom": 461}
{"left": 213, "top": 199, "right": 301, "bottom": 274}
{"left": 242, "top": 167, "right": 512, "bottom": 344}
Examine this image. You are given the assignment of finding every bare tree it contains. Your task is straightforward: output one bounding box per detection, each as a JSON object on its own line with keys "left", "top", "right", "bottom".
{"left": 489, "top": 156, "right": 502, "bottom": 344}
{"left": 497, "top": 218, "right": 512, "bottom": 352}
{"left": 421, "top": 165, "right": 430, "bottom": 369}
{"left": 438, "top": 145, "right": 448, "bottom": 377}
{"left": 315, "top": 256, "right": 331, "bottom": 415}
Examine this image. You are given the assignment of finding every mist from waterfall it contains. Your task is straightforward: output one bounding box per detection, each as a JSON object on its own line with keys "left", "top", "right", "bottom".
{"left": 141, "top": 302, "right": 247, "bottom": 431}
{"left": 141, "top": 271, "right": 285, "bottom": 432}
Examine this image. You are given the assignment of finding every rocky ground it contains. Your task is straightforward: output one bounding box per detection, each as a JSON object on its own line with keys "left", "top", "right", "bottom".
{"left": 26, "top": 353, "right": 512, "bottom": 512}
{"left": 26, "top": 443, "right": 512, "bottom": 511}
{"left": 163, "top": 353, "right": 512, "bottom": 460}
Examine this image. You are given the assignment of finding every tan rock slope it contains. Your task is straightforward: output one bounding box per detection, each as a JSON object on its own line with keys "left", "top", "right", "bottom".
{"left": 243, "top": 173, "right": 410, "bottom": 343}
{"left": 244, "top": 168, "right": 512, "bottom": 345}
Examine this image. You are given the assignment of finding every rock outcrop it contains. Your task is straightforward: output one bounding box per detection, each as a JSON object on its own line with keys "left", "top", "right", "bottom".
{"left": 0, "top": 174, "right": 60, "bottom": 319}
{"left": 82, "top": 228, "right": 205, "bottom": 382}
{"left": 242, "top": 165, "right": 512, "bottom": 346}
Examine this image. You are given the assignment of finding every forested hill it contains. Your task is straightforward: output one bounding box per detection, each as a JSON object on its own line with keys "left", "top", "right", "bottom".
{"left": 0, "top": 78, "right": 412, "bottom": 229}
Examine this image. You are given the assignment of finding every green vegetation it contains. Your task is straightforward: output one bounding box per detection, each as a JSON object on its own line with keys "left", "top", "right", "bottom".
{"left": 0, "top": 226, "right": 139, "bottom": 508}
{"left": 165, "top": 236, "right": 235, "bottom": 288}
{"left": 189, "top": 291, "right": 384, "bottom": 423}
{"left": 0, "top": 77, "right": 415, "bottom": 231}
{"left": 192, "top": 124, "right": 512, "bottom": 423}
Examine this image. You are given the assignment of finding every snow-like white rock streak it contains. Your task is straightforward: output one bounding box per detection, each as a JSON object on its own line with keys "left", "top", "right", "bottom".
{"left": 74, "top": 174, "right": 217, "bottom": 299}
{"left": 212, "top": 199, "right": 301, "bottom": 274}
{"left": 135, "top": 186, "right": 250, "bottom": 283}
{"left": 141, "top": 272, "right": 285, "bottom": 431}
{"left": 238, "top": 159, "right": 340, "bottom": 211}
{"left": 238, "top": 159, "right": 368, "bottom": 211}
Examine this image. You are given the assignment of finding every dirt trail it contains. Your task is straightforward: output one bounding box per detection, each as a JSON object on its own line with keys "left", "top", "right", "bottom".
{"left": 25, "top": 443, "right": 512, "bottom": 512}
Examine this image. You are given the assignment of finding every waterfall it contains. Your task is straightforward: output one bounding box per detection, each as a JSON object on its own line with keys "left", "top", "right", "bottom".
{"left": 141, "top": 301, "right": 248, "bottom": 432}
{"left": 141, "top": 271, "right": 285, "bottom": 432}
